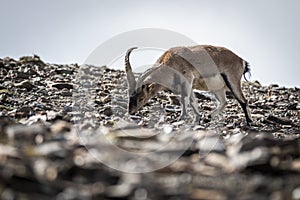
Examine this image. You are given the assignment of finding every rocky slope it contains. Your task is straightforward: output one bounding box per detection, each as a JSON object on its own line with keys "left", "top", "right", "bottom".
{"left": 0, "top": 55, "right": 299, "bottom": 200}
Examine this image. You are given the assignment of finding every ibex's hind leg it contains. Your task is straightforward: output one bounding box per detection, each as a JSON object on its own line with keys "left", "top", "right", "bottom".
{"left": 233, "top": 86, "right": 252, "bottom": 125}
{"left": 221, "top": 74, "right": 252, "bottom": 125}
{"left": 210, "top": 88, "right": 227, "bottom": 119}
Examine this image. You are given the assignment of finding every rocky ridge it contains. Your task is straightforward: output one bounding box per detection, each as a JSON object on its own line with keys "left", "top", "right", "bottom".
{"left": 0, "top": 55, "right": 299, "bottom": 199}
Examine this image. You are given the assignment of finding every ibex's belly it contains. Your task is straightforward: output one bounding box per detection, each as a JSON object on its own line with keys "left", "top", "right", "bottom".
{"left": 193, "top": 74, "right": 225, "bottom": 91}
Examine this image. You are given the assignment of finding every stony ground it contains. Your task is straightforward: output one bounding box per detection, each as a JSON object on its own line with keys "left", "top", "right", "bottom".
{"left": 0, "top": 55, "right": 299, "bottom": 200}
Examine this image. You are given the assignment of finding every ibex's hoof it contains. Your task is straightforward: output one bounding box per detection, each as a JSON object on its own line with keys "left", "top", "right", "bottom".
{"left": 193, "top": 116, "right": 201, "bottom": 124}
{"left": 246, "top": 121, "right": 252, "bottom": 127}
{"left": 207, "top": 114, "right": 217, "bottom": 121}
{"left": 202, "top": 116, "right": 211, "bottom": 123}
{"left": 179, "top": 114, "right": 186, "bottom": 121}
{"left": 246, "top": 117, "right": 253, "bottom": 126}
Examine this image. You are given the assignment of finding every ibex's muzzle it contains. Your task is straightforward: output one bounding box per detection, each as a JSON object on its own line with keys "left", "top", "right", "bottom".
{"left": 128, "top": 96, "right": 138, "bottom": 115}
{"left": 128, "top": 109, "right": 137, "bottom": 115}
{"left": 128, "top": 105, "right": 139, "bottom": 115}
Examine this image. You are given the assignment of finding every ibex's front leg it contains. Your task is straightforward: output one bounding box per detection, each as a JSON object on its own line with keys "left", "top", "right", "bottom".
{"left": 189, "top": 92, "right": 201, "bottom": 123}
{"left": 179, "top": 80, "right": 201, "bottom": 122}
{"left": 178, "top": 80, "right": 190, "bottom": 120}
{"left": 210, "top": 88, "right": 227, "bottom": 119}
{"left": 179, "top": 95, "right": 188, "bottom": 120}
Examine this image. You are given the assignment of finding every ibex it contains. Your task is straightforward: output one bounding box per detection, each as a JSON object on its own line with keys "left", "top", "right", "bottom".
{"left": 124, "top": 45, "right": 252, "bottom": 125}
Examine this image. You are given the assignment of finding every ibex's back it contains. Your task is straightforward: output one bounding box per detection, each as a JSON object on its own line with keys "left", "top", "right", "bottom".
{"left": 156, "top": 45, "right": 247, "bottom": 91}
{"left": 125, "top": 45, "right": 252, "bottom": 125}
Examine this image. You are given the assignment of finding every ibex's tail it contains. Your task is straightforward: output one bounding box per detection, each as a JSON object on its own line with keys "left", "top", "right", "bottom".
{"left": 243, "top": 60, "right": 251, "bottom": 81}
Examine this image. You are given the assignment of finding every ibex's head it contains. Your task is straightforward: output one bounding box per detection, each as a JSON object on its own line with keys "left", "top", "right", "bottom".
{"left": 124, "top": 47, "right": 159, "bottom": 114}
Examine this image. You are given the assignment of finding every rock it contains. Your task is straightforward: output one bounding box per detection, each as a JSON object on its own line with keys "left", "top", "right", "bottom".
{"left": 190, "top": 188, "right": 226, "bottom": 200}
{"left": 0, "top": 56, "right": 300, "bottom": 199}
{"left": 23, "top": 114, "right": 47, "bottom": 125}
{"left": 15, "top": 71, "right": 30, "bottom": 79}
{"left": 46, "top": 110, "right": 63, "bottom": 121}
{"left": 55, "top": 69, "right": 74, "bottom": 75}
{"left": 102, "top": 107, "right": 113, "bottom": 116}
{"left": 266, "top": 115, "right": 293, "bottom": 125}
{"left": 52, "top": 83, "right": 73, "bottom": 90}
{"left": 15, "top": 106, "right": 35, "bottom": 118}
{"left": 24, "top": 67, "right": 39, "bottom": 76}
{"left": 269, "top": 84, "right": 279, "bottom": 88}
{"left": 253, "top": 80, "right": 262, "bottom": 87}
{"left": 227, "top": 133, "right": 300, "bottom": 172}
{"left": 19, "top": 55, "right": 45, "bottom": 66}
{"left": 204, "top": 153, "right": 233, "bottom": 171}
{"left": 60, "top": 88, "right": 72, "bottom": 96}
{"left": 0, "top": 116, "right": 15, "bottom": 133}
{"left": 50, "top": 120, "right": 71, "bottom": 133}
{"left": 288, "top": 102, "right": 298, "bottom": 110}
{"left": 63, "top": 105, "right": 73, "bottom": 112}
{"left": 5, "top": 123, "right": 47, "bottom": 141}
{"left": 14, "top": 80, "right": 35, "bottom": 91}
{"left": 197, "top": 136, "right": 225, "bottom": 153}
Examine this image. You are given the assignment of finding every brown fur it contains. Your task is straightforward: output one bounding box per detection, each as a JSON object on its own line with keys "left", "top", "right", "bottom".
{"left": 156, "top": 45, "right": 245, "bottom": 91}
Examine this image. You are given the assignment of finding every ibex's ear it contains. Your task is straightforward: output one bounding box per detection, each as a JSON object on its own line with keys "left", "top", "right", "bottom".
{"left": 146, "top": 83, "right": 157, "bottom": 96}
{"left": 147, "top": 83, "right": 155, "bottom": 91}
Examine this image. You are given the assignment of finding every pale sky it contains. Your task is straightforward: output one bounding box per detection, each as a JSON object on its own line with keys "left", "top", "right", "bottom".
{"left": 0, "top": 0, "right": 299, "bottom": 87}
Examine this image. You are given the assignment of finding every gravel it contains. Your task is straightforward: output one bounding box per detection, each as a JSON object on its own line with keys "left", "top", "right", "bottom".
{"left": 0, "top": 55, "right": 299, "bottom": 200}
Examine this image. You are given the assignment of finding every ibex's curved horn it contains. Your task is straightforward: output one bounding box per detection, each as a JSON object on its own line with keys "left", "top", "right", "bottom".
{"left": 125, "top": 47, "right": 137, "bottom": 94}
